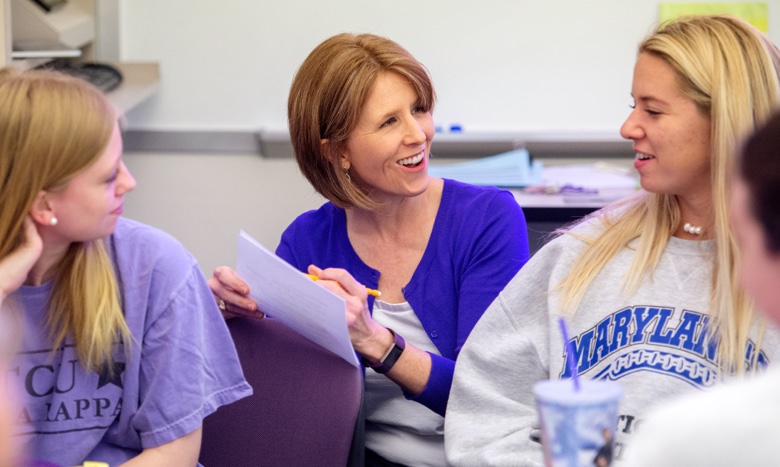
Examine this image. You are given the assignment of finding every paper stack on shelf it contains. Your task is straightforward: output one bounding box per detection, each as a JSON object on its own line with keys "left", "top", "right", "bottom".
{"left": 520, "top": 162, "right": 639, "bottom": 205}
{"left": 428, "top": 148, "right": 543, "bottom": 187}
{"left": 538, "top": 163, "right": 638, "bottom": 191}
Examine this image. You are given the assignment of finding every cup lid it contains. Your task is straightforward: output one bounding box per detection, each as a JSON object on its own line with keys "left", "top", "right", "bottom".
{"left": 533, "top": 379, "right": 623, "bottom": 405}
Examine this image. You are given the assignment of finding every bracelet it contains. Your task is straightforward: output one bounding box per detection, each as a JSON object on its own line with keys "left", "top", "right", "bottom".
{"left": 361, "top": 328, "right": 406, "bottom": 374}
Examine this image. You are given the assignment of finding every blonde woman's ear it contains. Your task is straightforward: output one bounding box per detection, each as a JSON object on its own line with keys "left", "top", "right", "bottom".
{"left": 29, "top": 191, "right": 55, "bottom": 227}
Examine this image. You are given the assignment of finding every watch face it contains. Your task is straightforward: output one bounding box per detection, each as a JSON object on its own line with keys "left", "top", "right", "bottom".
{"left": 360, "top": 330, "right": 405, "bottom": 374}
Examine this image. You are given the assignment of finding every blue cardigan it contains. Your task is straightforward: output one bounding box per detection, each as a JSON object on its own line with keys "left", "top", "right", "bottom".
{"left": 276, "top": 179, "right": 529, "bottom": 416}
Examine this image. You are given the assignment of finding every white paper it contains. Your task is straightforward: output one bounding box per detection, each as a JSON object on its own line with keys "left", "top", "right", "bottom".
{"left": 235, "top": 230, "right": 359, "bottom": 367}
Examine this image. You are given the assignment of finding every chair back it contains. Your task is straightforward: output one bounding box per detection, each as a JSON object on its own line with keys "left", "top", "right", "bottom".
{"left": 199, "top": 316, "right": 363, "bottom": 467}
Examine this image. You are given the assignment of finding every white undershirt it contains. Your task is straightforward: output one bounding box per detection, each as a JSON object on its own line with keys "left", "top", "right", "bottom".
{"left": 364, "top": 300, "right": 446, "bottom": 466}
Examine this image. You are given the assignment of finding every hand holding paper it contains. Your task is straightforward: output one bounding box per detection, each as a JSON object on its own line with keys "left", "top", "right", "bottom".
{"left": 235, "top": 231, "right": 359, "bottom": 367}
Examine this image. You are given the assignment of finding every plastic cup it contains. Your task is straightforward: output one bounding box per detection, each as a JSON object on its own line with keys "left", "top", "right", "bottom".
{"left": 533, "top": 379, "right": 623, "bottom": 467}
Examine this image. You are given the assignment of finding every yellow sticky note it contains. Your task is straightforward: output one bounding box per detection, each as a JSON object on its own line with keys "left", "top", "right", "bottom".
{"left": 659, "top": 2, "right": 769, "bottom": 32}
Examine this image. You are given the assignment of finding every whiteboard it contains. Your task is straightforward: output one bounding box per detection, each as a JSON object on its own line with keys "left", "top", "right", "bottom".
{"left": 119, "top": 0, "right": 780, "bottom": 137}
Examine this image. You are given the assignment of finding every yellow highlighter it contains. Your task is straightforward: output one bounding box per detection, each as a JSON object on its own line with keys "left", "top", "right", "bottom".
{"left": 305, "top": 273, "right": 381, "bottom": 297}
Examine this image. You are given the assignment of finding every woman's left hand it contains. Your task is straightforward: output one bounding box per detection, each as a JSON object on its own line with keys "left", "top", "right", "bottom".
{"left": 307, "top": 265, "right": 394, "bottom": 359}
{"left": 0, "top": 217, "right": 42, "bottom": 303}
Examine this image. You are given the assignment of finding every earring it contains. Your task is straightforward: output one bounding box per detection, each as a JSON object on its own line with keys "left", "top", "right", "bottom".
{"left": 343, "top": 166, "right": 351, "bottom": 183}
{"left": 50, "top": 216, "right": 58, "bottom": 226}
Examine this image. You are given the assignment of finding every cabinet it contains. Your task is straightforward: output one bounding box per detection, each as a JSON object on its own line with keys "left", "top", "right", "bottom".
{"left": 0, "top": 0, "right": 158, "bottom": 115}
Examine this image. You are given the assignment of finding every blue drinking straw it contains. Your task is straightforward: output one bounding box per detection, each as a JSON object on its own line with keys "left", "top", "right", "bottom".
{"left": 558, "top": 317, "right": 581, "bottom": 391}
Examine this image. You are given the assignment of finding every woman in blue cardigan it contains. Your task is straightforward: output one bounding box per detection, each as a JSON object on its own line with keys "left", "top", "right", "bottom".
{"left": 209, "top": 32, "right": 530, "bottom": 467}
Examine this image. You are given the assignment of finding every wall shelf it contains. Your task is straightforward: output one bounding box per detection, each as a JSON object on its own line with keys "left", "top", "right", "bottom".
{"left": 0, "top": 0, "right": 158, "bottom": 116}
{"left": 107, "top": 61, "right": 159, "bottom": 116}
{"left": 256, "top": 129, "right": 634, "bottom": 159}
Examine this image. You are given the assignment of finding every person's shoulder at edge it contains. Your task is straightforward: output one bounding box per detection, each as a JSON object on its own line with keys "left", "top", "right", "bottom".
{"left": 622, "top": 366, "right": 780, "bottom": 466}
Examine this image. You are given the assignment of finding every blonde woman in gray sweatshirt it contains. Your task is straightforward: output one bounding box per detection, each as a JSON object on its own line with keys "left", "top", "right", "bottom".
{"left": 446, "top": 15, "right": 780, "bottom": 467}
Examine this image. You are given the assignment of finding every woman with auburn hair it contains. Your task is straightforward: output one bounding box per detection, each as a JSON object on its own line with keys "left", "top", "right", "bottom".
{"left": 210, "top": 33, "right": 530, "bottom": 466}
{"left": 0, "top": 68, "right": 251, "bottom": 467}
{"left": 446, "top": 15, "right": 780, "bottom": 466}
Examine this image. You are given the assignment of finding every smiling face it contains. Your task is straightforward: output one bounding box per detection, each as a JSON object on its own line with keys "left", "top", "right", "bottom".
{"left": 620, "top": 52, "right": 712, "bottom": 202}
{"left": 45, "top": 120, "right": 136, "bottom": 244}
{"left": 340, "top": 71, "right": 434, "bottom": 204}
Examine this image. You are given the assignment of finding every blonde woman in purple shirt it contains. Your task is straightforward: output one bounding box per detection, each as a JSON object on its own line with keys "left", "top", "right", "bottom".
{"left": 0, "top": 68, "right": 251, "bottom": 467}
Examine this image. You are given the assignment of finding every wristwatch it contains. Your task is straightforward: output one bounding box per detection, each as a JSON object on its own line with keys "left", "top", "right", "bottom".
{"left": 361, "top": 328, "right": 406, "bottom": 374}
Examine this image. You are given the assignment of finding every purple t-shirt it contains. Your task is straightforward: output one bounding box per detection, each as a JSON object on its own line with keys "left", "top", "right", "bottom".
{"left": 11, "top": 218, "right": 252, "bottom": 466}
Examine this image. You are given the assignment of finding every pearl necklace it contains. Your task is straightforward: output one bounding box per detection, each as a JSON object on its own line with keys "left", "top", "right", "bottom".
{"left": 683, "top": 222, "right": 703, "bottom": 235}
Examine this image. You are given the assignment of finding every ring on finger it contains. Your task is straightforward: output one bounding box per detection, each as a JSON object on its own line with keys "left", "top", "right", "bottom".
{"left": 218, "top": 299, "right": 227, "bottom": 311}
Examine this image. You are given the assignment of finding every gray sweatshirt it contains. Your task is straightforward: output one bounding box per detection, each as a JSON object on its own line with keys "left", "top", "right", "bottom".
{"left": 445, "top": 219, "right": 780, "bottom": 466}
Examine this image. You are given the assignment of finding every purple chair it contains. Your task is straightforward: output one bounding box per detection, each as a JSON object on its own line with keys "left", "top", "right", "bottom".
{"left": 199, "top": 316, "right": 363, "bottom": 467}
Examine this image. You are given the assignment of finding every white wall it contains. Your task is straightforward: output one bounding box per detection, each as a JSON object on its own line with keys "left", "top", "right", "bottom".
{"left": 118, "top": 0, "right": 780, "bottom": 134}
{"left": 117, "top": 0, "right": 780, "bottom": 275}
{"left": 122, "top": 153, "right": 324, "bottom": 276}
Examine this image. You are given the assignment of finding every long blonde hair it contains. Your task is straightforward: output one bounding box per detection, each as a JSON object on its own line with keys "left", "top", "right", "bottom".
{"left": 557, "top": 15, "right": 780, "bottom": 373}
{"left": 0, "top": 68, "right": 131, "bottom": 374}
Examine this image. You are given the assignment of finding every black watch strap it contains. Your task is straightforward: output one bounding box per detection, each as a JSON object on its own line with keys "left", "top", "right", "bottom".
{"left": 361, "top": 328, "right": 406, "bottom": 374}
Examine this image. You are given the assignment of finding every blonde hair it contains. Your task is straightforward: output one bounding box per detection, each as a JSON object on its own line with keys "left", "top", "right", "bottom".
{"left": 288, "top": 33, "right": 435, "bottom": 210}
{"left": 0, "top": 68, "right": 130, "bottom": 374}
{"left": 557, "top": 15, "right": 780, "bottom": 373}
